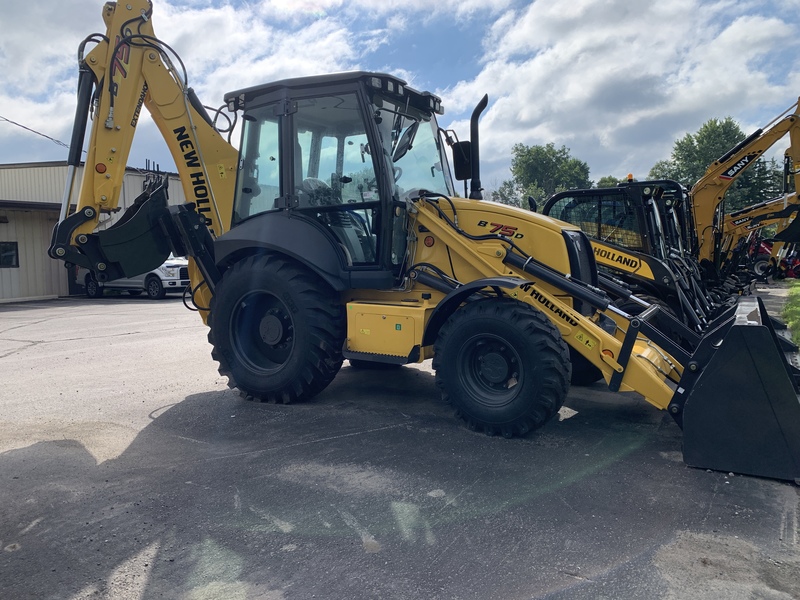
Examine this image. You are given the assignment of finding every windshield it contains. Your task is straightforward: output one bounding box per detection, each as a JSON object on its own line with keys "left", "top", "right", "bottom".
{"left": 370, "top": 94, "right": 454, "bottom": 199}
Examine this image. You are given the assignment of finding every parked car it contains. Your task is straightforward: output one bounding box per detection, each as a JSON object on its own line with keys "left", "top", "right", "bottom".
{"left": 79, "top": 254, "right": 190, "bottom": 299}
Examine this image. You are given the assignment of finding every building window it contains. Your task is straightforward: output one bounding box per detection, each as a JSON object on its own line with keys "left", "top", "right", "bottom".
{"left": 0, "top": 242, "right": 19, "bottom": 268}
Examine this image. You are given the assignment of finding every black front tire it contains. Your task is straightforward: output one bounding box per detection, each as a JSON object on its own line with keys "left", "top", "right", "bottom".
{"left": 209, "top": 254, "right": 345, "bottom": 404}
{"left": 433, "top": 299, "right": 570, "bottom": 438}
{"left": 750, "top": 256, "right": 770, "bottom": 277}
{"left": 145, "top": 276, "right": 166, "bottom": 300}
{"left": 85, "top": 275, "right": 103, "bottom": 298}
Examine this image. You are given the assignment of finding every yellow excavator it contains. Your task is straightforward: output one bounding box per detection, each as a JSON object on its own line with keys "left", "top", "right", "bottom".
{"left": 49, "top": 0, "right": 800, "bottom": 481}
{"left": 720, "top": 193, "right": 800, "bottom": 278}
{"left": 691, "top": 102, "right": 800, "bottom": 281}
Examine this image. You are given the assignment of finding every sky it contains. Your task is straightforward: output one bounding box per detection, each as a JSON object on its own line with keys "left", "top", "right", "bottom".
{"left": 1, "top": 0, "right": 799, "bottom": 195}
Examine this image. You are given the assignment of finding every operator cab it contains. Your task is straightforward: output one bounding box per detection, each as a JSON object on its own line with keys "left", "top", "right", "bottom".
{"left": 543, "top": 180, "right": 688, "bottom": 262}
{"left": 221, "top": 72, "right": 454, "bottom": 289}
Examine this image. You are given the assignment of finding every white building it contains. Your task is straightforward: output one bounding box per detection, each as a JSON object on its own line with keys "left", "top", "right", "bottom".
{"left": 0, "top": 162, "right": 186, "bottom": 302}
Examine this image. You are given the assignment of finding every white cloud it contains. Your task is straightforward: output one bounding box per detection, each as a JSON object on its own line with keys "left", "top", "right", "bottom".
{"left": 0, "top": 0, "right": 798, "bottom": 191}
{"left": 440, "top": 0, "right": 800, "bottom": 186}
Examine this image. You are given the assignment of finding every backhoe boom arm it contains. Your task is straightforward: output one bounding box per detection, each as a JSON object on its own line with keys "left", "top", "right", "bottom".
{"left": 48, "top": 0, "right": 238, "bottom": 308}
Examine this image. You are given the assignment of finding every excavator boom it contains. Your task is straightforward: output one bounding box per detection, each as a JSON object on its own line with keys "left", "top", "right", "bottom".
{"left": 691, "top": 100, "right": 800, "bottom": 268}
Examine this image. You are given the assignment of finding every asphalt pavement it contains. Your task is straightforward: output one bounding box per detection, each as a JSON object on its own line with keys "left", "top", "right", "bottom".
{"left": 0, "top": 289, "right": 798, "bottom": 600}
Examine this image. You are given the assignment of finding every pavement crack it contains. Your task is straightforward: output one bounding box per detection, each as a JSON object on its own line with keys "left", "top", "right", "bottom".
{"left": 0, "top": 339, "right": 40, "bottom": 359}
{"left": 0, "top": 317, "right": 54, "bottom": 335}
{"left": 0, "top": 327, "right": 195, "bottom": 355}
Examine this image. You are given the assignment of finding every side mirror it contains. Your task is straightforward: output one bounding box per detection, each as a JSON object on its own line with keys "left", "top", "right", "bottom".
{"left": 451, "top": 141, "right": 472, "bottom": 181}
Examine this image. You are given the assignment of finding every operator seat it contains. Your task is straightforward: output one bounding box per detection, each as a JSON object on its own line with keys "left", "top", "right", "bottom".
{"left": 295, "top": 164, "right": 373, "bottom": 263}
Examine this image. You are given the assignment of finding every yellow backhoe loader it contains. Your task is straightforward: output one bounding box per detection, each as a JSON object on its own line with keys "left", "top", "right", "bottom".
{"left": 49, "top": 0, "right": 800, "bottom": 481}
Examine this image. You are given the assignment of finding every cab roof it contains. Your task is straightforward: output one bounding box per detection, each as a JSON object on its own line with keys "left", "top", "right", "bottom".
{"left": 224, "top": 71, "right": 443, "bottom": 115}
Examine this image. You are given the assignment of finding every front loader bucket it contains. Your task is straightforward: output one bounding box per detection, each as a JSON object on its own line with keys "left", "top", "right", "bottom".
{"left": 680, "top": 296, "right": 800, "bottom": 481}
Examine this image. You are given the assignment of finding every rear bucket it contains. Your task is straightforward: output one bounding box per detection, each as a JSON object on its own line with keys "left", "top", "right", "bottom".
{"left": 680, "top": 296, "right": 800, "bottom": 481}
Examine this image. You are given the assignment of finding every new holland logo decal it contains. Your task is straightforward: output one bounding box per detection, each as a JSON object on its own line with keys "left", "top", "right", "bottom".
{"left": 593, "top": 247, "right": 641, "bottom": 272}
{"left": 519, "top": 283, "right": 579, "bottom": 327}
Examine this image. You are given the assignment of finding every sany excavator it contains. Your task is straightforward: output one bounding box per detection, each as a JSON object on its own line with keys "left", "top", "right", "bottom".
{"left": 720, "top": 193, "right": 800, "bottom": 278}
{"left": 691, "top": 101, "right": 800, "bottom": 281}
{"left": 49, "top": 0, "right": 800, "bottom": 481}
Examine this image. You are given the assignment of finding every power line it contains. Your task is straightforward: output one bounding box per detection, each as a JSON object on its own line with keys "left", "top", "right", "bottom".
{"left": 0, "top": 114, "right": 70, "bottom": 149}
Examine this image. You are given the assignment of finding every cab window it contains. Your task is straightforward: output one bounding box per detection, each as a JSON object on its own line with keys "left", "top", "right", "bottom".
{"left": 232, "top": 105, "right": 281, "bottom": 223}
{"left": 550, "top": 194, "right": 645, "bottom": 252}
{"left": 293, "top": 94, "right": 379, "bottom": 265}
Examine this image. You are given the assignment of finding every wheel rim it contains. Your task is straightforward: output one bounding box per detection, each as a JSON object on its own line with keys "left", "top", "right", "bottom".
{"left": 753, "top": 260, "right": 768, "bottom": 276}
{"left": 458, "top": 333, "right": 522, "bottom": 408}
{"left": 147, "top": 280, "right": 160, "bottom": 297}
{"left": 87, "top": 281, "right": 97, "bottom": 296}
{"left": 231, "top": 291, "right": 295, "bottom": 373}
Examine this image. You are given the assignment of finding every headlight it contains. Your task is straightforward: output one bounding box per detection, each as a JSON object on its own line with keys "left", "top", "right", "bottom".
{"left": 161, "top": 267, "right": 177, "bottom": 277}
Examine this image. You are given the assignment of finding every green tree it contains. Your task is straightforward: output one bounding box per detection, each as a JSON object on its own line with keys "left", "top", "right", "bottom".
{"left": 596, "top": 175, "right": 624, "bottom": 188}
{"left": 512, "top": 142, "right": 592, "bottom": 203}
{"left": 490, "top": 179, "right": 541, "bottom": 209}
{"left": 495, "top": 142, "right": 591, "bottom": 208}
{"left": 490, "top": 180, "right": 523, "bottom": 207}
{"left": 648, "top": 117, "right": 783, "bottom": 212}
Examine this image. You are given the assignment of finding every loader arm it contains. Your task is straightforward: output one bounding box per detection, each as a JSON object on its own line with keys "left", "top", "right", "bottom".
{"left": 48, "top": 0, "right": 239, "bottom": 315}
{"left": 411, "top": 195, "right": 800, "bottom": 480}
{"left": 409, "top": 197, "right": 683, "bottom": 408}
{"left": 690, "top": 99, "right": 800, "bottom": 267}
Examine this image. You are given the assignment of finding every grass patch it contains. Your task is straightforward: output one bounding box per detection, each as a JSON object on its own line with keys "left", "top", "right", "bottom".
{"left": 782, "top": 280, "right": 800, "bottom": 344}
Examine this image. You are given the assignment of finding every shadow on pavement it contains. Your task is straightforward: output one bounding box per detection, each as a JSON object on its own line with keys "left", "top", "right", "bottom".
{"left": 2, "top": 365, "right": 798, "bottom": 599}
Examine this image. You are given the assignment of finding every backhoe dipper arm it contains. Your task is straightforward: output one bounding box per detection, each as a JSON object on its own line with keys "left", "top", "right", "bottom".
{"left": 689, "top": 98, "right": 800, "bottom": 265}
{"left": 49, "top": 0, "right": 238, "bottom": 298}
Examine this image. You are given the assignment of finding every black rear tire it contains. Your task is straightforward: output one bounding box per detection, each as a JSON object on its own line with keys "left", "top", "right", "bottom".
{"left": 433, "top": 299, "right": 570, "bottom": 438}
{"left": 209, "top": 254, "right": 345, "bottom": 403}
{"left": 145, "top": 276, "right": 166, "bottom": 300}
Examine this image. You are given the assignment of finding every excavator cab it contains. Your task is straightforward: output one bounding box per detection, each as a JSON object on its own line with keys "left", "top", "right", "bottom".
{"left": 543, "top": 181, "right": 721, "bottom": 329}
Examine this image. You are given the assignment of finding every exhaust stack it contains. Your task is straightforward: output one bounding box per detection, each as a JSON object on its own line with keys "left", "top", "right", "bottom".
{"left": 469, "top": 94, "right": 488, "bottom": 200}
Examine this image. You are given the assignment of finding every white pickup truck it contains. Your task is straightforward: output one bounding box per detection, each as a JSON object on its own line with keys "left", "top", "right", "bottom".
{"left": 79, "top": 254, "right": 190, "bottom": 299}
